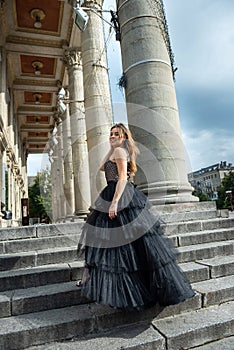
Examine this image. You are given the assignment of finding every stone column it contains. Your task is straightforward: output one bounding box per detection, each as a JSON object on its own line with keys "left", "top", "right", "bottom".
{"left": 63, "top": 49, "right": 91, "bottom": 216}
{"left": 117, "top": 0, "right": 197, "bottom": 204}
{"left": 50, "top": 153, "right": 58, "bottom": 223}
{"left": 0, "top": 151, "right": 2, "bottom": 210}
{"left": 53, "top": 147, "right": 62, "bottom": 222}
{"left": 59, "top": 103, "right": 76, "bottom": 219}
{"left": 9, "top": 167, "right": 14, "bottom": 223}
{"left": 81, "top": 0, "right": 113, "bottom": 203}
{"left": 6, "top": 151, "right": 15, "bottom": 222}
{"left": 56, "top": 119, "right": 66, "bottom": 221}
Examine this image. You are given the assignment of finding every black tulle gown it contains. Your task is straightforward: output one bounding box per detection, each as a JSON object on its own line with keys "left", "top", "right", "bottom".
{"left": 77, "top": 160, "right": 195, "bottom": 310}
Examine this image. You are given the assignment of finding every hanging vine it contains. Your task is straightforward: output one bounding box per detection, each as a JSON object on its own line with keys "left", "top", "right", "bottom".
{"left": 147, "top": 0, "right": 177, "bottom": 80}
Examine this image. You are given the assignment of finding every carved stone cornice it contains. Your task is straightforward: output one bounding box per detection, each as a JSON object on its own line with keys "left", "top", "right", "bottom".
{"left": 13, "top": 79, "right": 57, "bottom": 88}
{"left": 6, "top": 35, "right": 65, "bottom": 48}
{"left": 63, "top": 49, "right": 82, "bottom": 68}
{"left": 17, "top": 106, "right": 53, "bottom": 113}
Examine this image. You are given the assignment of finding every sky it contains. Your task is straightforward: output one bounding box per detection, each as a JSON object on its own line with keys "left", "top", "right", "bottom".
{"left": 27, "top": 0, "right": 234, "bottom": 175}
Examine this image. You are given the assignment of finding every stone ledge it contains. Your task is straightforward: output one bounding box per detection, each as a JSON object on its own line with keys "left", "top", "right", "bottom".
{"left": 192, "top": 336, "right": 234, "bottom": 350}
{"left": 152, "top": 301, "right": 234, "bottom": 350}
{"left": 196, "top": 255, "right": 234, "bottom": 278}
{"left": 26, "top": 323, "right": 166, "bottom": 350}
{"left": 192, "top": 275, "right": 234, "bottom": 307}
{"left": 177, "top": 241, "right": 234, "bottom": 263}
{"left": 0, "top": 264, "right": 71, "bottom": 292}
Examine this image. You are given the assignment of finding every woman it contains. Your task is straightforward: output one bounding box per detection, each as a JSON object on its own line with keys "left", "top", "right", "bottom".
{"left": 77, "top": 123, "right": 195, "bottom": 310}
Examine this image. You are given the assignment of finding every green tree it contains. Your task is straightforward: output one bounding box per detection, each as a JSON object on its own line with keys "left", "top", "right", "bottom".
{"left": 192, "top": 190, "right": 210, "bottom": 202}
{"left": 216, "top": 171, "right": 234, "bottom": 210}
{"left": 28, "top": 168, "right": 52, "bottom": 222}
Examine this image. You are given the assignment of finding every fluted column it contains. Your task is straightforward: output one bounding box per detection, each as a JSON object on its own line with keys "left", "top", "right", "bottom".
{"left": 81, "top": 0, "right": 113, "bottom": 203}
{"left": 63, "top": 49, "right": 91, "bottom": 216}
{"left": 117, "top": 0, "right": 197, "bottom": 204}
{"left": 60, "top": 101, "right": 76, "bottom": 219}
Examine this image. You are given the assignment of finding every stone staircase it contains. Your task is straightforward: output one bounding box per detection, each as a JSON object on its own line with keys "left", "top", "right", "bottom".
{"left": 0, "top": 202, "right": 234, "bottom": 350}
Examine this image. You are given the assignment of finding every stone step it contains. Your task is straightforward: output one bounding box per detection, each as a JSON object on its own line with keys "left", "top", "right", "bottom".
{"left": 176, "top": 240, "right": 234, "bottom": 263}
{"left": 0, "top": 262, "right": 83, "bottom": 292}
{"left": 0, "top": 222, "right": 83, "bottom": 241}
{"left": 19, "top": 301, "right": 234, "bottom": 350}
{"left": 1, "top": 265, "right": 232, "bottom": 320}
{"left": 26, "top": 322, "right": 166, "bottom": 350}
{"left": 0, "top": 233, "right": 80, "bottom": 255}
{"left": 173, "top": 227, "right": 234, "bottom": 247}
{"left": 1, "top": 237, "right": 234, "bottom": 272}
{"left": 0, "top": 243, "right": 232, "bottom": 299}
{"left": 152, "top": 300, "right": 234, "bottom": 350}
{"left": 165, "top": 217, "right": 234, "bottom": 235}
{"left": 0, "top": 281, "right": 201, "bottom": 319}
{"left": 192, "top": 275, "right": 234, "bottom": 307}
{"left": 192, "top": 336, "right": 234, "bottom": 350}
{"left": 0, "top": 260, "right": 204, "bottom": 316}
{"left": 196, "top": 255, "right": 234, "bottom": 278}
{"left": 160, "top": 209, "right": 219, "bottom": 223}
{"left": 0, "top": 246, "right": 79, "bottom": 271}
{"left": 0, "top": 281, "right": 88, "bottom": 317}
{"left": 26, "top": 335, "right": 234, "bottom": 350}
{"left": 27, "top": 332, "right": 234, "bottom": 350}
{"left": 179, "top": 262, "right": 210, "bottom": 283}
{"left": 1, "top": 226, "right": 233, "bottom": 257}
{"left": 0, "top": 292, "right": 203, "bottom": 350}
{"left": 154, "top": 201, "right": 218, "bottom": 214}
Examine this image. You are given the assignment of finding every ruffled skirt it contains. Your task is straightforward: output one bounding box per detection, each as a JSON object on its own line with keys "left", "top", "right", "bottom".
{"left": 77, "top": 181, "right": 195, "bottom": 310}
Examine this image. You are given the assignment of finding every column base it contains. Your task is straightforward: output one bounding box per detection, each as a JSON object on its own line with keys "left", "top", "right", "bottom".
{"left": 138, "top": 181, "right": 199, "bottom": 205}
{"left": 74, "top": 209, "right": 90, "bottom": 220}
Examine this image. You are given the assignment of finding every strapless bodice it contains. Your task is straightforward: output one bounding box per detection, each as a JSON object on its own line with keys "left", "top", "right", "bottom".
{"left": 104, "top": 160, "right": 119, "bottom": 182}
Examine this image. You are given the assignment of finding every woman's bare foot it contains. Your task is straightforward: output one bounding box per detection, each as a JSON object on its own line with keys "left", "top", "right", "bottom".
{"left": 76, "top": 279, "right": 83, "bottom": 287}
{"left": 76, "top": 267, "right": 90, "bottom": 287}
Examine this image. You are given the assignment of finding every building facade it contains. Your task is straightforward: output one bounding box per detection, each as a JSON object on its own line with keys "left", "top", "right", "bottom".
{"left": 0, "top": 0, "right": 197, "bottom": 227}
{"left": 188, "top": 161, "right": 234, "bottom": 200}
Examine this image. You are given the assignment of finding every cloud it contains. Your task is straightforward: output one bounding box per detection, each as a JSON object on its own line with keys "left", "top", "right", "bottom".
{"left": 27, "top": 154, "right": 49, "bottom": 176}
{"left": 182, "top": 128, "right": 234, "bottom": 172}
{"left": 165, "top": 0, "right": 234, "bottom": 88}
{"left": 176, "top": 86, "right": 234, "bottom": 131}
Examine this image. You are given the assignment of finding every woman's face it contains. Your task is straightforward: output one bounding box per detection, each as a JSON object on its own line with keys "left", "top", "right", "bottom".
{"left": 109, "top": 127, "right": 125, "bottom": 148}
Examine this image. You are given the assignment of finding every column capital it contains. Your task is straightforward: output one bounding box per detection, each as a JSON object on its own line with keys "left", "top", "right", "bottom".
{"left": 82, "top": 0, "right": 103, "bottom": 9}
{"left": 63, "top": 49, "right": 82, "bottom": 68}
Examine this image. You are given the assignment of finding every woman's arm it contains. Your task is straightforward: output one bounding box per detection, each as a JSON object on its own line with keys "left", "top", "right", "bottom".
{"left": 108, "top": 147, "right": 128, "bottom": 219}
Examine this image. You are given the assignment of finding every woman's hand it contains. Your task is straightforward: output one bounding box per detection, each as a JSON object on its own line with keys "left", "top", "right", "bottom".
{"left": 109, "top": 201, "right": 118, "bottom": 219}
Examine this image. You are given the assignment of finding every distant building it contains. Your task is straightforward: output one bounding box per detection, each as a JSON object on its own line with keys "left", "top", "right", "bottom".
{"left": 28, "top": 176, "right": 36, "bottom": 188}
{"left": 188, "top": 161, "right": 234, "bottom": 200}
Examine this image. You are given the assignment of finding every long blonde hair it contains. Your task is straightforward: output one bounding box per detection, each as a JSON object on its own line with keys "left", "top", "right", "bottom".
{"left": 111, "top": 123, "right": 140, "bottom": 176}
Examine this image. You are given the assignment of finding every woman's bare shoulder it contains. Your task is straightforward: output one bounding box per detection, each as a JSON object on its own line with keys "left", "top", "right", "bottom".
{"left": 113, "top": 147, "right": 128, "bottom": 160}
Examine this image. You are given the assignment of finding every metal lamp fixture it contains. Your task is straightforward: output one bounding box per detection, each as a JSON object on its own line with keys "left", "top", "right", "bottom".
{"left": 32, "top": 61, "right": 43, "bottom": 75}
{"left": 30, "top": 9, "right": 45, "bottom": 29}
{"left": 73, "top": 6, "right": 89, "bottom": 31}
{"left": 33, "top": 93, "right": 42, "bottom": 104}
{"left": 72, "top": 4, "right": 120, "bottom": 40}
